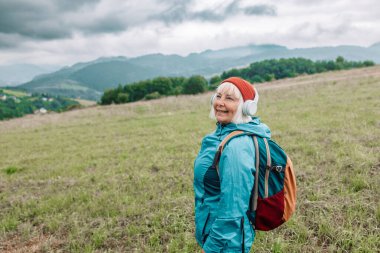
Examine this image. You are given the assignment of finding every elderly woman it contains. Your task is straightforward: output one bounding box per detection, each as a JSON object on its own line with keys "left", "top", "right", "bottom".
{"left": 193, "top": 77, "right": 271, "bottom": 253}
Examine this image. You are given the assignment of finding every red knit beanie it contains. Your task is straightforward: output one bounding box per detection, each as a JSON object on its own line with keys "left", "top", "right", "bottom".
{"left": 221, "top": 77, "right": 255, "bottom": 101}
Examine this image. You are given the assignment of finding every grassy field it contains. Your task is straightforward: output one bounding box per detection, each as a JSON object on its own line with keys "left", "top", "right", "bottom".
{"left": 0, "top": 66, "right": 379, "bottom": 252}
{"left": 1, "top": 89, "right": 29, "bottom": 98}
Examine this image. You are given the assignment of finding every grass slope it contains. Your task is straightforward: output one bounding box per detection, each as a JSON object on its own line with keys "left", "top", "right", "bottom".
{"left": 0, "top": 67, "right": 379, "bottom": 252}
{"left": 1, "top": 89, "right": 29, "bottom": 98}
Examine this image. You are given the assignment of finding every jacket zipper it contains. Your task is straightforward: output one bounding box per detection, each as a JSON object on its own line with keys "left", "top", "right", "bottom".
{"left": 241, "top": 217, "right": 245, "bottom": 253}
{"left": 202, "top": 212, "right": 211, "bottom": 244}
{"left": 217, "top": 123, "right": 224, "bottom": 141}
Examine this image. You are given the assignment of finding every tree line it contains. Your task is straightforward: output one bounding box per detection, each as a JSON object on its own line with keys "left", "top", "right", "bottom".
{"left": 101, "top": 75, "right": 208, "bottom": 105}
{"left": 100, "top": 57, "right": 375, "bottom": 105}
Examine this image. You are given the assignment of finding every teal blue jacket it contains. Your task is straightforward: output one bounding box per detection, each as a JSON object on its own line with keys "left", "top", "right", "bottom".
{"left": 194, "top": 118, "right": 271, "bottom": 253}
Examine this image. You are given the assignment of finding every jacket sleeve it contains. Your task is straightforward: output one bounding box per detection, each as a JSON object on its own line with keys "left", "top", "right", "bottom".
{"left": 203, "top": 137, "right": 255, "bottom": 252}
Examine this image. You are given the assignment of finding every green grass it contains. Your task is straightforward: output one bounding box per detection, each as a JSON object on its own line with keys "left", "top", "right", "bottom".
{"left": 0, "top": 67, "right": 379, "bottom": 252}
{"left": 2, "top": 166, "right": 23, "bottom": 175}
{"left": 39, "top": 82, "right": 91, "bottom": 91}
{"left": 2, "top": 89, "right": 29, "bottom": 97}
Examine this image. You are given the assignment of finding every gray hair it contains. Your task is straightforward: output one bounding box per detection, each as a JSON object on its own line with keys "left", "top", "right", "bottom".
{"left": 209, "top": 82, "right": 252, "bottom": 124}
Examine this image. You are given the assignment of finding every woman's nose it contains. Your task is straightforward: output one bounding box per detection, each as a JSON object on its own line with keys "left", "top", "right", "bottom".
{"left": 215, "top": 98, "right": 225, "bottom": 106}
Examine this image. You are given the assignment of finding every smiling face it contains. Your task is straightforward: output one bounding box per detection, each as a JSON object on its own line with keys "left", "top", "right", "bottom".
{"left": 213, "top": 84, "right": 241, "bottom": 124}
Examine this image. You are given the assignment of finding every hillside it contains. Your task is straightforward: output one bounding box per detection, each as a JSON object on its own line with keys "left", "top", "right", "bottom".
{"left": 0, "top": 88, "right": 80, "bottom": 120}
{"left": 16, "top": 43, "right": 380, "bottom": 101}
{"left": 0, "top": 67, "right": 379, "bottom": 252}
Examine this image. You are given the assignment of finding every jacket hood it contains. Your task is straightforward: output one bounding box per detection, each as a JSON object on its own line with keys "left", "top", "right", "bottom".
{"left": 216, "top": 117, "right": 271, "bottom": 138}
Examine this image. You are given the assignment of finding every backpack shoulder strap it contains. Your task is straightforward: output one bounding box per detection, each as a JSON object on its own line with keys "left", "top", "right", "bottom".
{"left": 211, "top": 130, "right": 246, "bottom": 177}
{"left": 252, "top": 135, "right": 260, "bottom": 211}
{"left": 219, "top": 130, "right": 245, "bottom": 152}
{"left": 251, "top": 136, "right": 271, "bottom": 210}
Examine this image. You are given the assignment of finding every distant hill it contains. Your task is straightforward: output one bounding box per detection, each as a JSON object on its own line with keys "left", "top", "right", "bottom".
{"left": 16, "top": 43, "right": 380, "bottom": 101}
{"left": 0, "top": 64, "right": 60, "bottom": 87}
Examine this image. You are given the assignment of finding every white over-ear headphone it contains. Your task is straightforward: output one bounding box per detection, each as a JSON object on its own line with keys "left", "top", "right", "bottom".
{"left": 210, "top": 86, "right": 259, "bottom": 116}
{"left": 242, "top": 87, "right": 259, "bottom": 116}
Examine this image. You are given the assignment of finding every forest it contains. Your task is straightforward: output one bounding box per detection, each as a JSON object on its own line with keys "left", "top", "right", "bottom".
{"left": 100, "top": 57, "right": 374, "bottom": 105}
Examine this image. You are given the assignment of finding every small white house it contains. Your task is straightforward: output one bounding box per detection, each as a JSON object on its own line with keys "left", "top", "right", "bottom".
{"left": 34, "top": 108, "right": 48, "bottom": 114}
{"left": 1, "top": 95, "right": 6, "bottom": 101}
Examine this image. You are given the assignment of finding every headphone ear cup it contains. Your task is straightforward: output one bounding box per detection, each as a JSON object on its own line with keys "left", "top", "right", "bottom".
{"left": 242, "top": 100, "right": 257, "bottom": 116}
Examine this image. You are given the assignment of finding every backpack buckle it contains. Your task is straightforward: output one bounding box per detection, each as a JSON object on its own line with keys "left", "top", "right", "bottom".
{"left": 272, "top": 165, "right": 284, "bottom": 173}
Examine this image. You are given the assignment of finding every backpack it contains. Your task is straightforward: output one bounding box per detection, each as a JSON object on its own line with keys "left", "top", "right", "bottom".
{"left": 212, "top": 130, "right": 296, "bottom": 231}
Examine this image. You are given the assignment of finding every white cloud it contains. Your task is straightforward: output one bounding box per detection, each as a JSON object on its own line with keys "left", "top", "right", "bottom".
{"left": 0, "top": 0, "right": 379, "bottom": 66}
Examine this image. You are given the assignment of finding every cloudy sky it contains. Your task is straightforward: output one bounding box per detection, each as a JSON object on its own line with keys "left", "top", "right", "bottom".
{"left": 0, "top": 0, "right": 379, "bottom": 66}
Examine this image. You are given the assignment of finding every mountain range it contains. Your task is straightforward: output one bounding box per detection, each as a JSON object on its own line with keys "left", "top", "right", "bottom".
{"left": 3, "top": 43, "right": 380, "bottom": 101}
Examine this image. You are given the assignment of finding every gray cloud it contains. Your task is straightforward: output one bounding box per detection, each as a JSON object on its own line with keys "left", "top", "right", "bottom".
{"left": 0, "top": 1, "right": 57, "bottom": 37}
{"left": 244, "top": 4, "right": 277, "bottom": 16}
{"left": 0, "top": 0, "right": 121, "bottom": 42}
{"left": 0, "top": 34, "right": 22, "bottom": 49}
{"left": 1, "top": 0, "right": 377, "bottom": 66}
{"left": 54, "top": 0, "right": 101, "bottom": 11}
{"left": 83, "top": 18, "right": 127, "bottom": 34}
{"left": 0, "top": 0, "right": 277, "bottom": 47}
{"left": 287, "top": 20, "right": 356, "bottom": 44}
{"left": 158, "top": 2, "right": 190, "bottom": 23}
{"left": 192, "top": 10, "right": 225, "bottom": 22}
{"left": 225, "top": 0, "right": 241, "bottom": 15}
{"left": 156, "top": 1, "right": 277, "bottom": 24}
